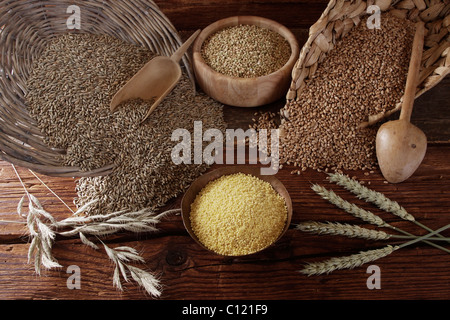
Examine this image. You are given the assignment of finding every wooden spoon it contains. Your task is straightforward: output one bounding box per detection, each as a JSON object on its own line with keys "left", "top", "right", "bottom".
{"left": 110, "top": 29, "right": 201, "bottom": 123}
{"left": 376, "top": 22, "right": 427, "bottom": 184}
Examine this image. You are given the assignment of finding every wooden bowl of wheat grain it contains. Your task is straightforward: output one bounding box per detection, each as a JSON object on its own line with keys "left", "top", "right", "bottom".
{"left": 192, "top": 16, "right": 300, "bottom": 108}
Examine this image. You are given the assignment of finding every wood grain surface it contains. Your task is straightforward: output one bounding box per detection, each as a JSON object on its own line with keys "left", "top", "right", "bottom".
{"left": 1, "top": 145, "right": 449, "bottom": 300}
{"left": 154, "top": 0, "right": 330, "bottom": 30}
{"left": 0, "top": 0, "right": 449, "bottom": 301}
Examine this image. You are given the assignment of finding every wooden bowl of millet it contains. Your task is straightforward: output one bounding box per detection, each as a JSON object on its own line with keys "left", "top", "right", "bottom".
{"left": 192, "top": 16, "right": 300, "bottom": 107}
{"left": 181, "top": 166, "right": 293, "bottom": 257}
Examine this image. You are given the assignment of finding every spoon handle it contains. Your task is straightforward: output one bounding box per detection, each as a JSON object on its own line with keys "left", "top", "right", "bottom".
{"left": 400, "top": 21, "right": 425, "bottom": 123}
{"left": 171, "top": 29, "right": 201, "bottom": 63}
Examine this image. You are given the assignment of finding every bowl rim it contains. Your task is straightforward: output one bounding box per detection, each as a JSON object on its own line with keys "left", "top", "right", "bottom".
{"left": 192, "top": 15, "right": 300, "bottom": 82}
{"left": 181, "top": 165, "right": 293, "bottom": 257}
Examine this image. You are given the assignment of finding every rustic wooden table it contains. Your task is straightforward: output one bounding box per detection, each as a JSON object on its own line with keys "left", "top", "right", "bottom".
{"left": 0, "top": 1, "right": 449, "bottom": 301}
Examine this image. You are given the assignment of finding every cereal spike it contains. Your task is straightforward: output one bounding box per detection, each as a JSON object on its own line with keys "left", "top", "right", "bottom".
{"left": 301, "top": 245, "right": 398, "bottom": 276}
{"left": 327, "top": 173, "right": 414, "bottom": 221}
{"left": 296, "top": 221, "right": 392, "bottom": 241}
{"left": 311, "top": 184, "right": 390, "bottom": 228}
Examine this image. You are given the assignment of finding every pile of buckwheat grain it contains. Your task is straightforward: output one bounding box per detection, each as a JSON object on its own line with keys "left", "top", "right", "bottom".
{"left": 201, "top": 24, "right": 291, "bottom": 78}
{"left": 26, "top": 33, "right": 226, "bottom": 215}
{"left": 278, "top": 14, "right": 415, "bottom": 172}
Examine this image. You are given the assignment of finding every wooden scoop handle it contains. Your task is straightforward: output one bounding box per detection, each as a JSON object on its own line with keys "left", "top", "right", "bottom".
{"left": 171, "top": 29, "right": 201, "bottom": 63}
{"left": 400, "top": 21, "right": 425, "bottom": 123}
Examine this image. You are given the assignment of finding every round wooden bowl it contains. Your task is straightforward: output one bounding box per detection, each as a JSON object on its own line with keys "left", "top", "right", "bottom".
{"left": 192, "top": 16, "right": 300, "bottom": 107}
{"left": 181, "top": 166, "right": 293, "bottom": 257}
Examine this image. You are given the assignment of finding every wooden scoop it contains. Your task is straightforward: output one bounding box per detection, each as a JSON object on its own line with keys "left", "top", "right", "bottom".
{"left": 376, "top": 22, "right": 427, "bottom": 184}
{"left": 110, "top": 30, "right": 201, "bottom": 123}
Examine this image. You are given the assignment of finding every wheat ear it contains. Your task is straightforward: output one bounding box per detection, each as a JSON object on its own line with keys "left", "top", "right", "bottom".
{"left": 297, "top": 221, "right": 392, "bottom": 241}
{"left": 311, "top": 184, "right": 390, "bottom": 228}
{"left": 301, "top": 245, "right": 398, "bottom": 276}
{"left": 296, "top": 221, "right": 450, "bottom": 242}
{"left": 328, "top": 173, "right": 413, "bottom": 221}
{"left": 312, "top": 183, "right": 450, "bottom": 254}
{"left": 301, "top": 223, "right": 450, "bottom": 276}
{"left": 328, "top": 173, "right": 450, "bottom": 245}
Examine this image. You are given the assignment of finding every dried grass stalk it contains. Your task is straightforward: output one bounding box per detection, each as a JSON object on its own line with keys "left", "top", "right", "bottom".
{"left": 21, "top": 194, "right": 62, "bottom": 275}
{"left": 56, "top": 207, "right": 176, "bottom": 238}
{"left": 17, "top": 188, "right": 177, "bottom": 296}
{"left": 103, "top": 243, "right": 162, "bottom": 298}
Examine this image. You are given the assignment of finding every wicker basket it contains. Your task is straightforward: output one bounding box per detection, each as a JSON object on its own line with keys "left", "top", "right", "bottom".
{"left": 284, "top": 0, "right": 450, "bottom": 128}
{"left": 0, "top": 0, "right": 194, "bottom": 177}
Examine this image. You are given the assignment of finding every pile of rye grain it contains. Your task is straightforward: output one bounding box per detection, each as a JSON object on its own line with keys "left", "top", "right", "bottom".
{"left": 26, "top": 33, "right": 226, "bottom": 215}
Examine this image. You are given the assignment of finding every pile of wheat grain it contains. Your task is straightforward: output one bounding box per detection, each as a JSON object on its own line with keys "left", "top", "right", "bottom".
{"left": 278, "top": 14, "right": 415, "bottom": 172}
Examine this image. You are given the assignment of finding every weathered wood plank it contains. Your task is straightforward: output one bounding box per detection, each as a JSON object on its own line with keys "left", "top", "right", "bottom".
{"left": 0, "top": 165, "right": 78, "bottom": 241}
{"left": 0, "top": 1, "right": 449, "bottom": 300}
{"left": 154, "top": 0, "right": 329, "bottom": 30}
{"left": 0, "top": 146, "right": 449, "bottom": 299}
{"left": 1, "top": 230, "right": 449, "bottom": 300}
{"left": 409, "top": 77, "right": 450, "bottom": 143}
{"left": 1, "top": 146, "right": 449, "bottom": 239}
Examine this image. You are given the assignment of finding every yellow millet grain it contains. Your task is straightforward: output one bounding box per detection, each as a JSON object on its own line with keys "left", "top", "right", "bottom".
{"left": 190, "top": 173, "right": 288, "bottom": 256}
